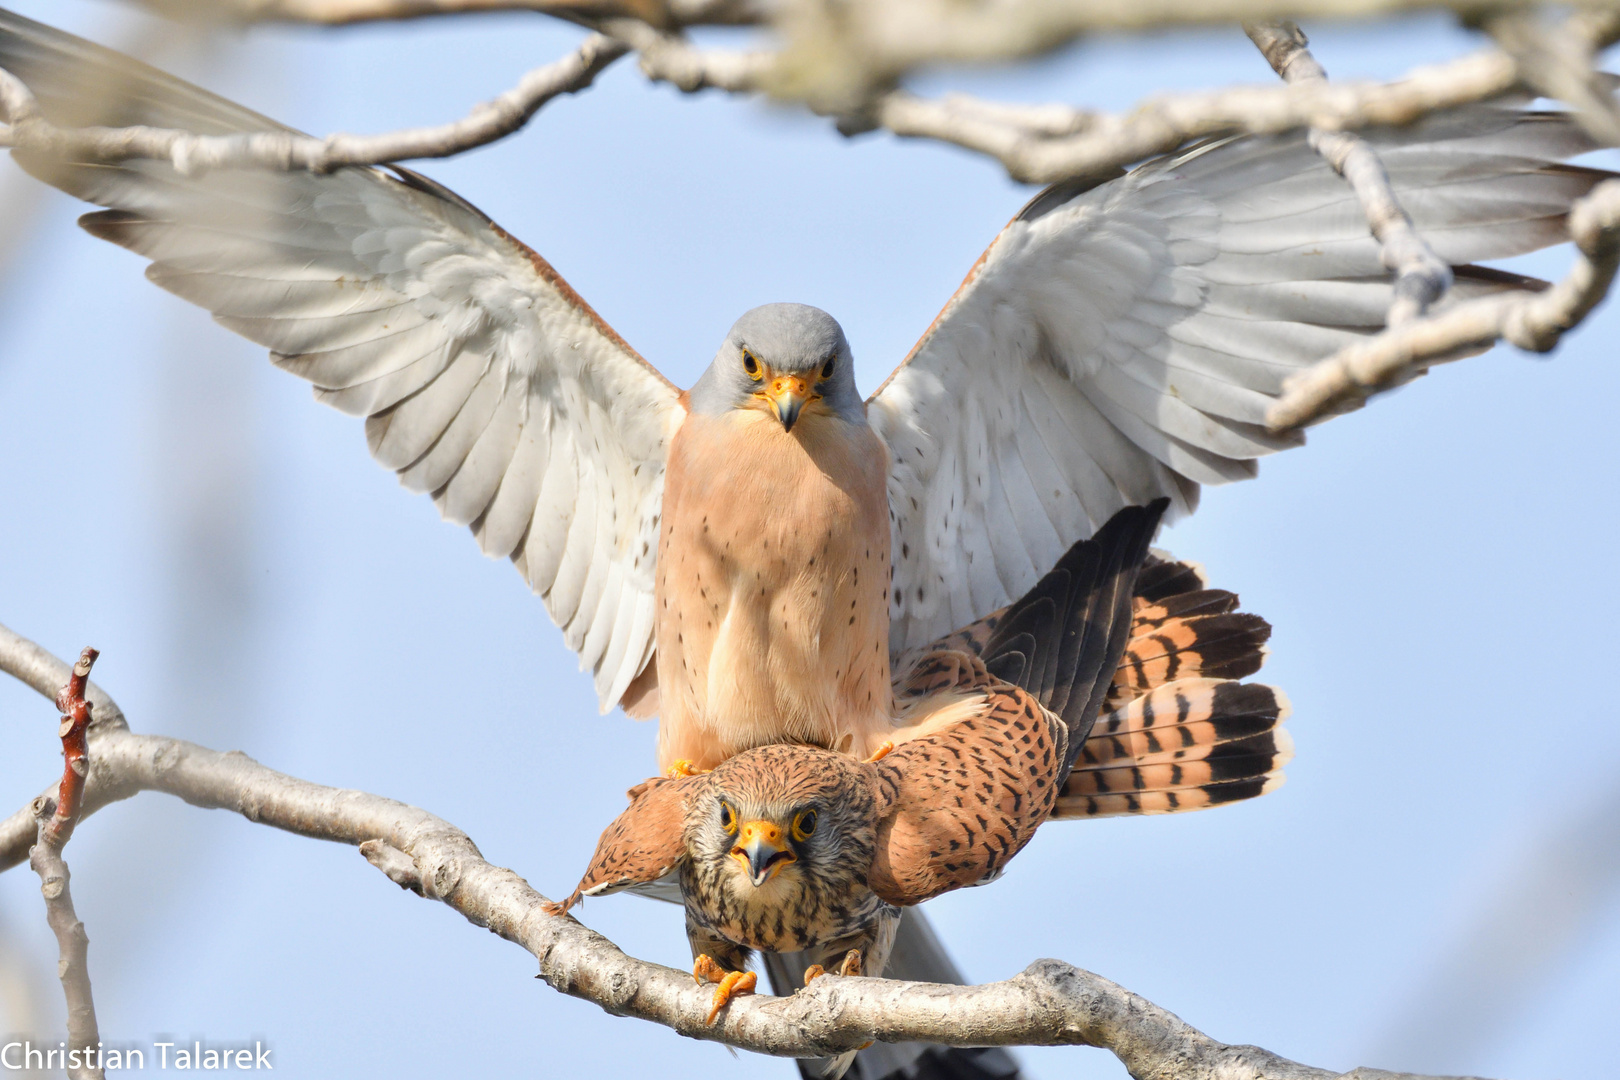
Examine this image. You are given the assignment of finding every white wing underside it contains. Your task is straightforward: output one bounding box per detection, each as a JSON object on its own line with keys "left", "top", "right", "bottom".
{"left": 5, "top": 11, "right": 1610, "bottom": 710}
{"left": 0, "top": 10, "right": 679, "bottom": 711}
{"left": 871, "top": 108, "right": 1605, "bottom": 652}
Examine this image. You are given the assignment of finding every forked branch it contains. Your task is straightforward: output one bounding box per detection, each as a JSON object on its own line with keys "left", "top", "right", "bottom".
{"left": 1268, "top": 178, "right": 1620, "bottom": 431}
{"left": 27, "top": 645, "right": 106, "bottom": 1080}
{"left": 1246, "top": 20, "right": 1453, "bottom": 326}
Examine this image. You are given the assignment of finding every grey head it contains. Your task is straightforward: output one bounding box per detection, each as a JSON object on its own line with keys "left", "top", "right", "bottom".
{"left": 687, "top": 303, "right": 864, "bottom": 431}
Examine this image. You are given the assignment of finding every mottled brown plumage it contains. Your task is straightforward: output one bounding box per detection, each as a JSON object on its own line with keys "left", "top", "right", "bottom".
{"left": 549, "top": 660, "right": 1061, "bottom": 989}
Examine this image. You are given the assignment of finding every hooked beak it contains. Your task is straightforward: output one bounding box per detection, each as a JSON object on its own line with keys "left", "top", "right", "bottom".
{"left": 731, "top": 819, "right": 795, "bottom": 886}
{"left": 765, "top": 375, "right": 813, "bottom": 433}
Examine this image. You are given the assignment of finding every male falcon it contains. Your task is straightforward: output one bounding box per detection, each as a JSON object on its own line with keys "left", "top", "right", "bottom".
{"left": 1, "top": 9, "right": 1611, "bottom": 774}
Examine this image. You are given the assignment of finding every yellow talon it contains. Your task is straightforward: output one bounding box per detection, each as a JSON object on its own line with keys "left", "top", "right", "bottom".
{"left": 802, "top": 964, "right": 826, "bottom": 986}
{"left": 667, "top": 759, "right": 707, "bottom": 778}
{"left": 705, "top": 970, "right": 757, "bottom": 1025}
{"left": 863, "top": 741, "right": 895, "bottom": 764}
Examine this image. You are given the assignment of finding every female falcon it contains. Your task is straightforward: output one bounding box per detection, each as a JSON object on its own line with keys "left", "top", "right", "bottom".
{"left": 1, "top": 9, "right": 1609, "bottom": 772}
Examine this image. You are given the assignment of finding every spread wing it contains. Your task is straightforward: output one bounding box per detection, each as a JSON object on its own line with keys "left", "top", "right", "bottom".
{"left": 547, "top": 775, "right": 695, "bottom": 914}
{"left": 0, "top": 9, "right": 679, "bottom": 711}
{"left": 869, "top": 503, "right": 1159, "bottom": 907}
{"left": 870, "top": 107, "right": 1612, "bottom": 652}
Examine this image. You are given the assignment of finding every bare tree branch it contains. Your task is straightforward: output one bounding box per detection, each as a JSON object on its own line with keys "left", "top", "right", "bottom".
{"left": 1247, "top": 20, "right": 1453, "bottom": 325}
{"left": 611, "top": 19, "right": 773, "bottom": 92}
{"left": 116, "top": 0, "right": 1610, "bottom": 91}
{"left": 1246, "top": 8, "right": 1620, "bottom": 432}
{"left": 768, "top": 0, "right": 1566, "bottom": 106}
{"left": 0, "top": 622, "right": 1514, "bottom": 1078}
{"left": 132, "top": 0, "right": 686, "bottom": 28}
{"left": 1268, "top": 178, "right": 1620, "bottom": 431}
{"left": 0, "top": 34, "right": 627, "bottom": 173}
{"left": 1, "top": 6, "right": 1604, "bottom": 196}
{"left": 26, "top": 646, "right": 106, "bottom": 1080}
{"left": 626, "top": 26, "right": 1526, "bottom": 183}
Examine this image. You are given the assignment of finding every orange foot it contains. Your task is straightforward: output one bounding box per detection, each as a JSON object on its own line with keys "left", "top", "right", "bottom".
{"left": 667, "top": 759, "right": 709, "bottom": 779}
{"left": 801, "top": 949, "right": 863, "bottom": 989}
{"left": 863, "top": 741, "right": 895, "bottom": 764}
{"left": 693, "top": 955, "right": 757, "bottom": 1025}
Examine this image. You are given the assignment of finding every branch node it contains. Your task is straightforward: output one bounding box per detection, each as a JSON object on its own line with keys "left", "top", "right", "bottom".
{"left": 360, "top": 838, "right": 424, "bottom": 895}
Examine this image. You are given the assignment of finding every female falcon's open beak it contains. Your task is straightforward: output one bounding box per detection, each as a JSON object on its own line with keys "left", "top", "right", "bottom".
{"left": 731, "top": 819, "right": 796, "bottom": 886}
{"left": 765, "top": 375, "right": 815, "bottom": 433}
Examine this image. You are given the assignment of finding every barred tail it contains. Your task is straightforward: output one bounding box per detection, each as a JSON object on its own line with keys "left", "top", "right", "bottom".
{"left": 1053, "top": 678, "right": 1292, "bottom": 819}
{"left": 1104, "top": 553, "right": 1272, "bottom": 715}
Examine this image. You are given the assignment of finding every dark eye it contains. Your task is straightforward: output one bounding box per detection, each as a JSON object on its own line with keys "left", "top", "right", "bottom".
{"left": 820, "top": 357, "right": 835, "bottom": 380}
{"left": 719, "top": 802, "right": 737, "bottom": 834}
{"left": 742, "top": 350, "right": 761, "bottom": 379}
{"left": 792, "top": 809, "right": 818, "bottom": 841}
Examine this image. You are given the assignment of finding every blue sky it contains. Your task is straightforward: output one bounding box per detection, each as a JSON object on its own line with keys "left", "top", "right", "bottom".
{"left": 1, "top": 4, "right": 1617, "bottom": 1078}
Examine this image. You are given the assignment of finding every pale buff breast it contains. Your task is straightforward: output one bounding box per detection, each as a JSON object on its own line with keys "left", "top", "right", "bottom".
{"left": 655, "top": 406, "right": 892, "bottom": 770}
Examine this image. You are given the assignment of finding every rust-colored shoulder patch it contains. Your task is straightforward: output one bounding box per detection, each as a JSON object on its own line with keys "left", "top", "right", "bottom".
{"left": 486, "top": 220, "right": 677, "bottom": 392}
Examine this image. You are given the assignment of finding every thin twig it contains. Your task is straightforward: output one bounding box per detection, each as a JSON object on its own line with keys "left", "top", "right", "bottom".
{"left": 0, "top": 623, "right": 1519, "bottom": 1078}
{"left": 131, "top": 0, "right": 685, "bottom": 28}
{"left": 1268, "top": 179, "right": 1620, "bottom": 431}
{"left": 0, "top": 34, "right": 627, "bottom": 174}
{"left": 1487, "top": 9, "right": 1620, "bottom": 146}
{"left": 27, "top": 646, "right": 105, "bottom": 1080}
{"left": 43, "top": 647, "right": 99, "bottom": 848}
{"left": 1246, "top": 20, "right": 1452, "bottom": 325}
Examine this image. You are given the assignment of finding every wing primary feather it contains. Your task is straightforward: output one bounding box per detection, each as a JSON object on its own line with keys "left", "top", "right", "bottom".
{"left": 0, "top": 9, "right": 684, "bottom": 715}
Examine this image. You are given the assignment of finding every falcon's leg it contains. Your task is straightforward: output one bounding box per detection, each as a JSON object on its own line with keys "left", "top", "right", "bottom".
{"left": 764, "top": 909, "right": 1024, "bottom": 1080}
{"left": 798, "top": 907, "right": 900, "bottom": 988}
{"left": 666, "top": 759, "right": 710, "bottom": 779}
{"left": 687, "top": 924, "right": 756, "bottom": 1025}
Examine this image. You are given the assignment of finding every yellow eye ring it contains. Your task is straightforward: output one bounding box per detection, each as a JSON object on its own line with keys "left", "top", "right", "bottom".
{"left": 791, "top": 809, "right": 818, "bottom": 842}
{"left": 719, "top": 802, "right": 738, "bottom": 835}
{"left": 742, "top": 349, "right": 763, "bottom": 381}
